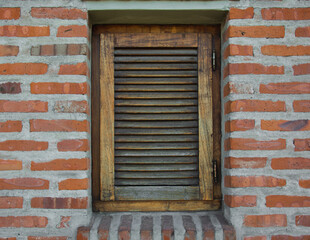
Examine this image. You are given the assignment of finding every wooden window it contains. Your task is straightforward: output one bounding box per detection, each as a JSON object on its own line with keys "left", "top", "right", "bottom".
{"left": 92, "top": 25, "right": 221, "bottom": 212}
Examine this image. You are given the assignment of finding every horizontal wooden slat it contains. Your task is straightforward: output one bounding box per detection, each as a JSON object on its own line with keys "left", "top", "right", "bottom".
{"left": 115, "top": 128, "right": 198, "bottom": 135}
{"left": 115, "top": 156, "right": 198, "bottom": 164}
{"left": 94, "top": 199, "right": 221, "bottom": 211}
{"left": 115, "top": 78, "right": 197, "bottom": 85}
{"left": 115, "top": 179, "right": 198, "bottom": 187}
{"left": 115, "top": 113, "right": 198, "bottom": 121}
{"left": 115, "top": 99, "right": 198, "bottom": 106}
{"left": 115, "top": 164, "right": 198, "bottom": 171}
{"left": 115, "top": 106, "right": 197, "bottom": 114}
{"left": 115, "top": 171, "right": 198, "bottom": 179}
{"left": 115, "top": 149, "right": 198, "bottom": 156}
{"left": 115, "top": 70, "right": 197, "bottom": 77}
{"left": 115, "top": 121, "right": 197, "bottom": 128}
{"left": 115, "top": 85, "right": 197, "bottom": 92}
{"left": 115, "top": 142, "right": 197, "bottom": 150}
{"left": 115, "top": 63, "right": 197, "bottom": 70}
{"left": 114, "top": 33, "right": 198, "bottom": 48}
{"left": 115, "top": 92, "right": 197, "bottom": 99}
{"left": 115, "top": 56, "right": 197, "bottom": 63}
{"left": 114, "top": 49, "right": 197, "bottom": 56}
{"left": 115, "top": 135, "right": 198, "bottom": 143}
{"left": 115, "top": 186, "right": 199, "bottom": 200}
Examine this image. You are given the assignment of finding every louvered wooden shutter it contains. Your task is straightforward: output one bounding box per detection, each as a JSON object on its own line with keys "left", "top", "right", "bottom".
{"left": 100, "top": 33, "right": 213, "bottom": 202}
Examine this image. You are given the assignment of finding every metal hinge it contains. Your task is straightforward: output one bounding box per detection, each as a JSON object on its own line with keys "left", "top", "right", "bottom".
{"left": 212, "top": 36, "right": 216, "bottom": 71}
{"left": 212, "top": 159, "right": 218, "bottom": 183}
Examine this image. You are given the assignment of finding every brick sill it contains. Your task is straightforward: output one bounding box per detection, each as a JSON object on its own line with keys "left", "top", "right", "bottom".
{"left": 77, "top": 211, "right": 236, "bottom": 239}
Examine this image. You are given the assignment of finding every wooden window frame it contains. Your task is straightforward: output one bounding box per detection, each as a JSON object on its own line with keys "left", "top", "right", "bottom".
{"left": 92, "top": 25, "right": 221, "bottom": 212}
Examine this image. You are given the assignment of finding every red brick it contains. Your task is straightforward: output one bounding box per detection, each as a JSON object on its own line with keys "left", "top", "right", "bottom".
{"left": 244, "top": 215, "right": 287, "bottom": 227}
{"left": 294, "top": 100, "right": 310, "bottom": 112}
{"left": 224, "top": 63, "right": 284, "bottom": 78}
{"left": 0, "top": 159, "right": 22, "bottom": 171}
{"left": 296, "top": 26, "right": 310, "bottom": 37}
{"left": 57, "top": 25, "right": 87, "bottom": 38}
{"left": 299, "top": 179, "right": 310, "bottom": 189}
{"left": 225, "top": 138, "right": 286, "bottom": 151}
{"left": 0, "top": 140, "right": 48, "bottom": 151}
{"left": 53, "top": 101, "right": 88, "bottom": 114}
{"left": 261, "top": 45, "right": 310, "bottom": 56}
{"left": 0, "top": 238, "right": 16, "bottom": 240}
{"left": 30, "top": 119, "right": 89, "bottom": 132}
{"left": 293, "top": 64, "right": 310, "bottom": 75}
{"left": 31, "top": 7, "right": 87, "bottom": 19}
{"left": 0, "top": 100, "right": 47, "bottom": 112}
{"left": 266, "top": 195, "right": 310, "bottom": 207}
{"left": 0, "top": 216, "right": 48, "bottom": 228}
{"left": 224, "top": 44, "right": 253, "bottom": 59}
{"left": 31, "top": 82, "right": 87, "bottom": 94}
{"left": 0, "top": 82, "right": 21, "bottom": 94}
{"left": 31, "top": 158, "right": 89, "bottom": 171}
{"left": 262, "top": 8, "right": 310, "bottom": 20}
{"left": 119, "top": 215, "right": 132, "bottom": 240}
{"left": 262, "top": 120, "right": 310, "bottom": 131}
{"left": 0, "top": 197, "right": 23, "bottom": 208}
{"left": 244, "top": 237, "right": 267, "bottom": 240}
{"left": 0, "top": 45, "right": 19, "bottom": 56}
{"left": 225, "top": 176, "right": 286, "bottom": 188}
{"left": 77, "top": 226, "right": 90, "bottom": 240}
{"left": 0, "top": 178, "right": 49, "bottom": 190}
{"left": 58, "top": 62, "right": 87, "bottom": 75}
{"left": 0, "top": 121, "right": 22, "bottom": 132}
{"left": 271, "top": 158, "right": 310, "bottom": 170}
{"left": 56, "top": 216, "right": 71, "bottom": 229}
{"left": 0, "top": 26, "right": 49, "bottom": 37}
{"left": 0, "top": 8, "right": 20, "bottom": 20}
{"left": 223, "top": 82, "right": 254, "bottom": 97}
{"left": 225, "top": 26, "right": 285, "bottom": 41}
{"left": 225, "top": 119, "right": 255, "bottom": 132}
{"left": 31, "top": 197, "right": 87, "bottom": 209}
{"left": 272, "top": 235, "right": 310, "bottom": 240}
{"left": 296, "top": 215, "right": 310, "bottom": 227}
{"left": 0, "top": 63, "right": 48, "bottom": 75}
{"left": 98, "top": 217, "right": 112, "bottom": 240}
{"left": 28, "top": 237, "right": 67, "bottom": 240}
{"left": 59, "top": 178, "right": 88, "bottom": 190}
{"left": 57, "top": 139, "right": 89, "bottom": 152}
{"left": 41, "top": 45, "right": 54, "bottom": 56}
{"left": 225, "top": 100, "right": 286, "bottom": 114}
{"left": 229, "top": 8, "right": 254, "bottom": 19}
{"left": 224, "top": 157, "right": 267, "bottom": 169}
{"left": 260, "top": 82, "right": 310, "bottom": 94}
{"left": 294, "top": 139, "right": 310, "bottom": 151}
{"left": 224, "top": 195, "right": 256, "bottom": 207}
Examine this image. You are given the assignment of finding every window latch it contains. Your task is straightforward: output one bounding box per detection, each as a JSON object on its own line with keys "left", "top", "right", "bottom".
{"left": 212, "top": 159, "right": 218, "bottom": 183}
{"left": 212, "top": 36, "right": 216, "bottom": 71}
{"left": 212, "top": 49, "right": 216, "bottom": 71}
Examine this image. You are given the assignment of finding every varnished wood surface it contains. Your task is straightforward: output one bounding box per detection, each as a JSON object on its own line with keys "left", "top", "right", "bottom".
{"left": 198, "top": 33, "right": 213, "bottom": 200}
{"left": 94, "top": 199, "right": 221, "bottom": 212}
{"left": 115, "top": 33, "right": 198, "bottom": 47}
{"left": 93, "top": 25, "right": 220, "bottom": 35}
{"left": 100, "top": 34, "right": 115, "bottom": 201}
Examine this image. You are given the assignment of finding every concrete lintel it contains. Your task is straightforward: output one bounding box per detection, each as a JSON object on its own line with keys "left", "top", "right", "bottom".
{"left": 86, "top": 1, "right": 229, "bottom": 24}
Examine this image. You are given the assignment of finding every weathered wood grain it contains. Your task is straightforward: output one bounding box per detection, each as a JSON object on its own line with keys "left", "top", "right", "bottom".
{"left": 198, "top": 33, "right": 213, "bottom": 200}
{"left": 100, "top": 33, "right": 115, "bottom": 201}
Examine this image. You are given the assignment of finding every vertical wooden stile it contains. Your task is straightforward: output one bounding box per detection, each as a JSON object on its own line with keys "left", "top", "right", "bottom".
{"left": 198, "top": 33, "right": 213, "bottom": 200}
{"left": 100, "top": 33, "right": 115, "bottom": 201}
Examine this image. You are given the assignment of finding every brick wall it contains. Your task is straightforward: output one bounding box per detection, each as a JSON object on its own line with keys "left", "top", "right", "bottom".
{"left": 0, "top": 0, "right": 309, "bottom": 239}
{"left": 223, "top": 0, "right": 310, "bottom": 239}
{"left": 0, "top": 0, "right": 91, "bottom": 239}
